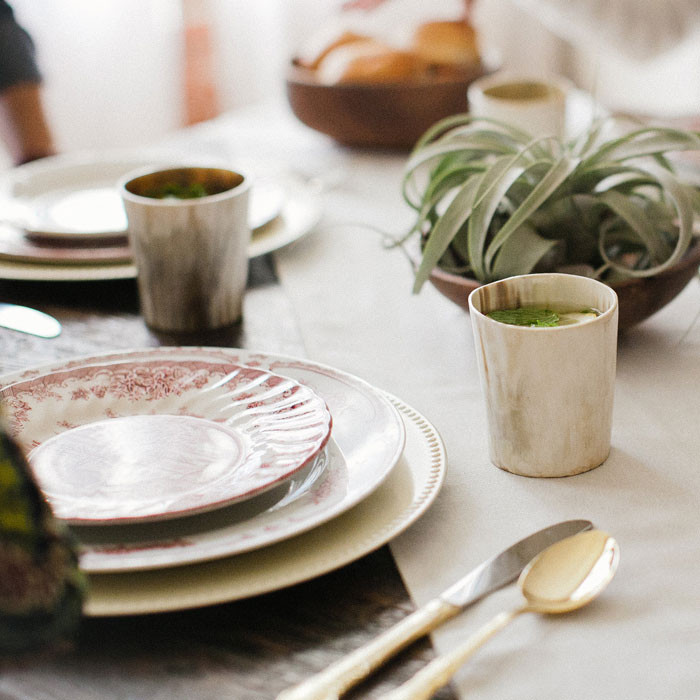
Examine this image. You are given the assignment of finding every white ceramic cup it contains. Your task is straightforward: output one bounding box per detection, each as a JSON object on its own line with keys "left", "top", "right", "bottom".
{"left": 468, "top": 273, "right": 618, "bottom": 477}
{"left": 120, "top": 166, "right": 251, "bottom": 333}
{"left": 467, "top": 72, "right": 571, "bottom": 140}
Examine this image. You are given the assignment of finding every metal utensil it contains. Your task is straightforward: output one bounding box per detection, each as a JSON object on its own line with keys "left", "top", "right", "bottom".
{"left": 276, "top": 519, "right": 592, "bottom": 700}
{"left": 0, "top": 302, "right": 61, "bottom": 338}
{"left": 381, "top": 529, "right": 619, "bottom": 700}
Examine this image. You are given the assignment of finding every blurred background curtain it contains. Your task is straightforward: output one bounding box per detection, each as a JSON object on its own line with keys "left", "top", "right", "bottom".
{"left": 4, "top": 0, "right": 700, "bottom": 164}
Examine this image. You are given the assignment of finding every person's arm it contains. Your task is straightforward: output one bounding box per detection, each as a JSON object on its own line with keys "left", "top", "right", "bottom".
{"left": 0, "top": 3, "right": 55, "bottom": 164}
{"left": 0, "top": 82, "right": 55, "bottom": 165}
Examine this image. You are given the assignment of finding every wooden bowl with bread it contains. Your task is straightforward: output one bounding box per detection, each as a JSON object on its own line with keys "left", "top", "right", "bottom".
{"left": 286, "top": 20, "right": 492, "bottom": 149}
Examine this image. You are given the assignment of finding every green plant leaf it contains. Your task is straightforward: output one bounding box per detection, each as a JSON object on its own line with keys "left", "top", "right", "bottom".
{"left": 403, "top": 165, "right": 482, "bottom": 239}
{"left": 402, "top": 116, "right": 698, "bottom": 291}
{"left": 442, "top": 129, "right": 526, "bottom": 154}
{"left": 466, "top": 154, "right": 528, "bottom": 279}
{"left": 411, "top": 113, "right": 475, "bottom": 150}
{"left": 490, "top": 224, "right": 559, "bottom": 279}
{"left": 423, "top": 163, "right": 484, "bottom": 211}
{"left": 571, "top": 164, "right": 654, "bottom": 193}
{"left": 403, "top": 144, "right": 484, "bottom": 207}
{"left": 596, "top": 190, "right": 672, "bottom": 263}
{"left": 584, "top": 128, "right": 700, "bottom": 167}
{"left": 413, "top": 175, "right": 483, "bottom": 292}
{"left": 598, "top": 160, "right": 695, "bottom": 277}
{"left": 484, "top": 154, "right": 580, "bottom": 274}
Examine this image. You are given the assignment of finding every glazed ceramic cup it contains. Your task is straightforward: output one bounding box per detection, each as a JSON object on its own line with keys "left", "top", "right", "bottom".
{"left": 120, "top": 166, "right": 251, "bottom": 332}
{"left": 468, "top": 273, "right": 618, "bottom": 477}
{"left": 467, "top": 72, "right": 571, "bottom": 140}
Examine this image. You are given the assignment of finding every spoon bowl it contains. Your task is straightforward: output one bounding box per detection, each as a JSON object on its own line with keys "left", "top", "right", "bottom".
{"left": 381, "top": 530, "right": 620, "bottom": 700}
{"left": 520, "top": 529, "right": 620, "bottom": 614}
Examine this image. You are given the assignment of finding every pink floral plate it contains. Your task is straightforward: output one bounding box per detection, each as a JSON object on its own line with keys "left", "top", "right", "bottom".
{"left": 0, "top": 348, "right": 407, "bottom": 572}
{"left": 0, "top": 357, "right": 332, "bottom": 525}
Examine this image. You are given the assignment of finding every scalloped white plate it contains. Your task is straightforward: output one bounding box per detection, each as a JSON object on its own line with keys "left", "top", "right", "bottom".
{"left": 1, "top": 349, "right": 445, "bottom": 615}
{"left": 1, "top": 357, "right": 331, "bottom": 525}
{"left": 85, "top": 391, "right": 444, "bottom": 616}
{"left": 0, "top": 348, "right": 408, "bottom": 573}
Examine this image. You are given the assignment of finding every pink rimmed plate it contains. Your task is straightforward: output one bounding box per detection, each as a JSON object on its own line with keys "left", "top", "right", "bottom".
{"left": 0, "top": 358, "right": 331, "bottom": 525}
{"left": 86, "top": 391, "right": 442, "bottom": 615}
{"left": 0, "top": 168, "right": 320, "bottom": 279}
{"left": 0, "top": 222, "right": 132, "bottom": 265}
{"left": 0, "top": 348, "right": 407, "bottom": 573}
{"left": 0, "top": 152, "right": 283, "bottom": 241}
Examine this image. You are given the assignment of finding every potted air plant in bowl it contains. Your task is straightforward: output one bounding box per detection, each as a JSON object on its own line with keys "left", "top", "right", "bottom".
{"left": 401, "top": 115, "right": 700, "bottom": 329}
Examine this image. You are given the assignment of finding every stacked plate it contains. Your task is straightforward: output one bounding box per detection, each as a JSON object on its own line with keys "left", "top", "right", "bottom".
{"left": 0, "top": 347, "right": 446, "bottom": 616}
{"left": 0, "top": 151, "right": 322, "bottom": 281}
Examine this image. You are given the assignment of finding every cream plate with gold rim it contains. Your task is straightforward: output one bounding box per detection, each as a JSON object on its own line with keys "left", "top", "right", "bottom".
{"left": 0, "top": 348, "right": 445, "bottom": 615}
{"left": 84, "top": 391, "right": 444, "bottom": 616}
{"left": 0, "top": 348, "right": 412, "bottom": 574}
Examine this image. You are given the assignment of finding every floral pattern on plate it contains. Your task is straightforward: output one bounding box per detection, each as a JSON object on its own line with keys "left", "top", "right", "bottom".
{"left": 0, "top": 359, "right": 332, "bottom": 525}
{"left": 86, "top": 391, "right": 443, "bottom": 615}
{"left": 0, "top": 348, "right": 406, "bottom": 572}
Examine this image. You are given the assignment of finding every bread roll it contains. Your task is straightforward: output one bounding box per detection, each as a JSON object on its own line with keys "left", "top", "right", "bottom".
{"left": 316, "top": 40, "right": 429, "bottom": 84}
{"left": 411, "top": 20, "right": 480, "bottom": 68}
{"left": 295, "top": 29, "right": 370, "bottom": 71}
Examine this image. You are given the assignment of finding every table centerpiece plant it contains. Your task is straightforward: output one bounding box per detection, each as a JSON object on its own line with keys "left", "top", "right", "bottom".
{"left": 401, "top": 115, "right": 700, "bottom": 295}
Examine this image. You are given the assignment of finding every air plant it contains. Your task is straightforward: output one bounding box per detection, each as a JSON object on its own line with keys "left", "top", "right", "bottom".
{"left": 402, "top": 115, "right": 700, "bottom": 292}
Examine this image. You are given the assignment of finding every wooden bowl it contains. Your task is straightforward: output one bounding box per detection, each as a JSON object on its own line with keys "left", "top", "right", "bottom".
{"left": 285, "top": 63, "right": 489, "bottom": 149}
{"left": 426, "top": 238, "right": 700, "bottom": 330}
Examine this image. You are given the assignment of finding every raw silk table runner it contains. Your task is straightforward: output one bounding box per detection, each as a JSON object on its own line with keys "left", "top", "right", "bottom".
{"left": 273, "top": 145, "right": 700, "bottom": 699}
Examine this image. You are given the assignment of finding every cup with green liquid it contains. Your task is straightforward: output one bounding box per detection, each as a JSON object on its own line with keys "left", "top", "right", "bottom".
{"left": 120, "top": 166, "right": 251, "bottom": 333}
{"left": 468, "top": 273, "right": 618, "bottom": 477}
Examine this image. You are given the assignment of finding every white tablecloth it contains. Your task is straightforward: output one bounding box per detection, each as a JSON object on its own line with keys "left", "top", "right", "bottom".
{"left": 199, "top": 104, "right": 700, "bottom": 699}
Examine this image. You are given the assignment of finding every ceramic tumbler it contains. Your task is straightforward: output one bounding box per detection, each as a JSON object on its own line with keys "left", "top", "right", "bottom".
{"left": 121, "top": 166, "right": 251, "bottom": 333}
{"left": 467, "top": 72, "right": 571, "bottom": 140}
{"left": 469, "top": 273, "right": 618, "bottom": 477}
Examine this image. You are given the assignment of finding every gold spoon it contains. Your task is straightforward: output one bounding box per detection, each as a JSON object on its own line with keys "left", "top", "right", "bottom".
{"left": 380, "top": 529, "right": 620, "bottom": 700}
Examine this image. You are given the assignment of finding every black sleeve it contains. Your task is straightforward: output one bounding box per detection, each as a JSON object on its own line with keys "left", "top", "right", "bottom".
{"left": 0, "top": 2, "right": 42, "bottom": 91}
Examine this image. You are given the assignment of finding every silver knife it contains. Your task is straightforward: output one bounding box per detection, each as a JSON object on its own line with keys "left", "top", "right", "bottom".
{"left": 276, "top": 519, "right": 592, "bottom": 700}
{"left": 0, "top": 303, "right": 61, "bottom": 338}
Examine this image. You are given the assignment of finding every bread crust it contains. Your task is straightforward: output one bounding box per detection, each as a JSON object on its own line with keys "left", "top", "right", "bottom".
{"left": 294, "top": 18, "right": 481, "bottom": 85}
{"left": 316, "top": 40, "right": 430, "bottom": 84}
{"left": 411, "top": 20, "right": 480, "bottom": 67}
{"left": 295, "top": 30, "right": 370, "bottom": 71}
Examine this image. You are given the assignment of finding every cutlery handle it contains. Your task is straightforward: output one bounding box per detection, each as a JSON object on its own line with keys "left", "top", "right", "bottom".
{"left": 275, "top": 597, "right": 461, "bottom": 700}
{"left": 378, "top": 608, "right": 523, "bottom": 700}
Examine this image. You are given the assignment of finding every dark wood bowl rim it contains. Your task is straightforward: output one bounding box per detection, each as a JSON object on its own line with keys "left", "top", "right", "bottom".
{"left": 428, "top": 236, "right": 700, "bottom": 290}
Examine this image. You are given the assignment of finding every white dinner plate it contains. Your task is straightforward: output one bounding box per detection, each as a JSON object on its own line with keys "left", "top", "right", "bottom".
{"left": 2, "top": 357, "right": 332, "bottom": 525}
{"left": 0, "top": 347, "right": 407, "bottom": 572}
{"left": 0, "top": 156, "right": 321, "bottom": 279}
{"left": 87, "top": 391, "right": 443, "bottom": 616}
{"left": 0, "top": 170, "right": 320, "bottom": 279}
{"left": 0, "top": 151, "right": 283, "bottom": 240}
